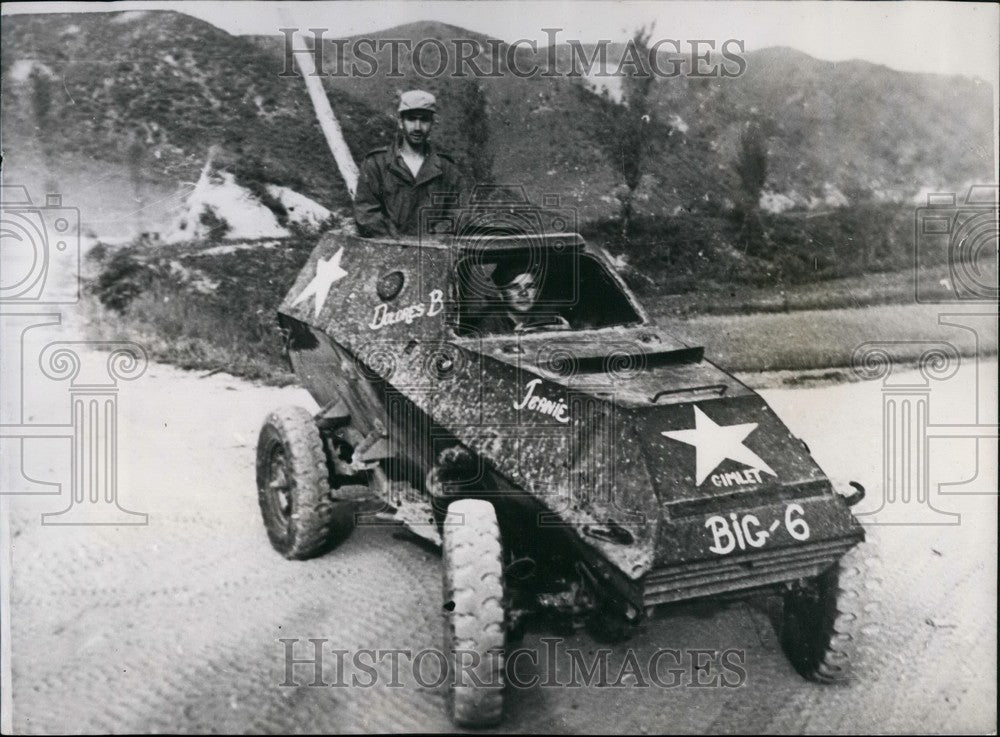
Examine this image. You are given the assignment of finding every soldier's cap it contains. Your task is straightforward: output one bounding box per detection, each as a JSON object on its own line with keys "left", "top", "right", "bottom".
{"left": 399, "top": 90, "right": 437, "bottom": 114}
{"left": 491, "top": 261, "right": 538, "bottom": 290}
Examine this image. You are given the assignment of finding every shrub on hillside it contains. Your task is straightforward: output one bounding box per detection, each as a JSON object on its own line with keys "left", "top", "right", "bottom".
{"left": 763, "top": 204, "right": 916, "bottom": 277}
{"left": 90, "top": 247, "right": 162, "bottom": 312}
{"left": 585, "top": 202, "right": 919, "bottom": 296}
{"left": 87, "top": 235, "right": 320, "bottom": 379}
{"left": 199, "top": 206, "right": 231, "bottom": 242}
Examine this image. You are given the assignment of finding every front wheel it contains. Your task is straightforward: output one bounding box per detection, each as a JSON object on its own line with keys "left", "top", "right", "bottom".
{"left": 442, "top": 499, "right": 507, "bottom": 727}
{"left": 256, "top": 405, "right": 353, "bottom": 560}
{"left": 780, "top": 541, "right": 867, "bottom": 683}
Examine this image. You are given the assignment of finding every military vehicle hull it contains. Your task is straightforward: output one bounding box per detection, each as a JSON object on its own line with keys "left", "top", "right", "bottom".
{"left": 257, "top": 231, "right": 868, "bottom": 726}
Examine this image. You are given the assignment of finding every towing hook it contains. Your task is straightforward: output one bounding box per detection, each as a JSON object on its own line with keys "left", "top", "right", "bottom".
{"left": 843, "top": 481, "right": 866, "bottom": 507}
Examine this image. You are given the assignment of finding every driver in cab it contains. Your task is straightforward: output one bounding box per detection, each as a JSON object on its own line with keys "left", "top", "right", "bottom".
{"left": 476, "top": 262, "right": 570, "bottom": 335}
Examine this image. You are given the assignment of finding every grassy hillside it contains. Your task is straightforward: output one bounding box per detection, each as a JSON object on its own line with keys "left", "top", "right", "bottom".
{"left": 582, "top": 200, "right": 948, "bottom": 296}
{"left": 3, "top": 12, "right": 995, "bottom": 231}
{"left": 8, "top": 9, "right": 996, "bottom": 384}
{"left": 83, "top": 233, "right": 995, "bottom": 385}
{"left": 84, "top": 235, "right": 317, "bottom": 382}
{"left": 250, "top": 24, "right": 995, "bottom": 218}
{"left": 1, "top": 10, "right": 388, "bottom": 215}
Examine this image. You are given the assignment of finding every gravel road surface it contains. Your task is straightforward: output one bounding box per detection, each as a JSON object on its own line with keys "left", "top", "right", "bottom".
{"left": 2, "top": 348, "right": 996, "bottom": 734}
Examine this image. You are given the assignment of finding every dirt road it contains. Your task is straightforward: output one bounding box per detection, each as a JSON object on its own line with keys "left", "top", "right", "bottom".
{"left": 2, "top": 348, "right": 996, "bottom": 733}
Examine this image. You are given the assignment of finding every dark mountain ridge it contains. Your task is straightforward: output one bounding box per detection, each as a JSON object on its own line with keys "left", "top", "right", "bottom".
{"left": 2, "top": 11, "right": 994, "bottom": 235}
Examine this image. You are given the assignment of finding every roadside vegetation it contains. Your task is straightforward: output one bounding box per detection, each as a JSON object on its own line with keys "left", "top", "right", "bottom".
{"left": 577, "top": 202, "right": 984, "bottom": 322}
{"left": 71, "top": 16, "right": 994, "bottom": 385}
{"left": 85, "top": 236, "right": 316, "bottom": 384}
{"left": 85, "top": 200, "right": 995, "bottom": 385}
{"left": 656, "top": 303, "right": 994, "bottom": 374}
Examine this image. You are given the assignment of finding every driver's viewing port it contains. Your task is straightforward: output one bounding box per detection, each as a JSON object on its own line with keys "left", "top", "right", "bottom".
{"left": 453, "top": 249, "right": 642, "bottom": 336}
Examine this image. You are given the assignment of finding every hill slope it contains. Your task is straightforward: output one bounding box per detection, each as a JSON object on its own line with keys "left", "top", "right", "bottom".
{"left": 2, "top": 11, "right": 995, "bottom": 236}
{"left": 1, "top": 11, "right": 388, "bottom": 235}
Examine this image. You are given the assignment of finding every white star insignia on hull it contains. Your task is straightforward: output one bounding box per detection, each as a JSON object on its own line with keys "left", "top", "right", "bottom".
{"left": 661, "top": 406, "right": 777, "bottom": 486}
{"left": 291, "top": 247, "right": 348, "bottom": 318}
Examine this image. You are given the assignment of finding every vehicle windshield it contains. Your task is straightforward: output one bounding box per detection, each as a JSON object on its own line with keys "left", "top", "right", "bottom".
{"left": 452, "top": 250, "right": 643, "bottom": 336}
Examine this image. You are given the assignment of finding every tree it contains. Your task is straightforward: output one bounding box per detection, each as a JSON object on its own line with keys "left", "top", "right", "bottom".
{"left": 735, "top": 123, "right": 768, "bottom": 209}
{"left": 29, "top": 67, "right": 58, "bottom": 191}
{"left": 126, "top": 128, "right": 147, "bottom": 236}
{"left": 585, "top": 26, "right": 658, "bottom": 242}
{"left": 733, "top": 122, "right": 770, "bottom": 252}
{"left": 29, "top": 67, "right": 53, "bottom": 127}
{"left": 457, "top": 79, "right": 495, "bottom": 185}
{"left": 615, "top": 26, "right": 656, "bottom": 242}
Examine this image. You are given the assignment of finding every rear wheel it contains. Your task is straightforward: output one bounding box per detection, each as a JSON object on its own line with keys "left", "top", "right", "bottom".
{"left": 256, "top": 405, "right": 353, "bottom": 559}
{"left": 442, "top": 499, "right": 506, "bottom": 727}
{"left": 780, "top": 541, "right": 866, "bottom": 683}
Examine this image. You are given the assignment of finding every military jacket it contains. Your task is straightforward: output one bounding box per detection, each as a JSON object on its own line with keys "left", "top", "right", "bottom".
{"left": 353, "top": 142, "right": 466, "bottom": 238}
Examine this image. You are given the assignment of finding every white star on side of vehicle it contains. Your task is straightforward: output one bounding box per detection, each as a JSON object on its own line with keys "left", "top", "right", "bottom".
{"left": 291, "top": 247, "right": 348, "bottom": 318}
{"left": 661, "top": 406, "right": 777, "bottom": 485}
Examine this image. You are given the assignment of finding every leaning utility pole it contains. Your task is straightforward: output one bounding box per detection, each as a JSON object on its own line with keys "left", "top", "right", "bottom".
{"left": 282, "top": 26, "right": 360, "bottom": 199}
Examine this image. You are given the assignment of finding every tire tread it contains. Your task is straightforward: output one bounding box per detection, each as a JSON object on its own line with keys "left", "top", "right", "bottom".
{"left": 442, "top": 499, "right": 506, "bottom": 727}
{"left": 256, "top": 405, "right": 352, "bottom": 560}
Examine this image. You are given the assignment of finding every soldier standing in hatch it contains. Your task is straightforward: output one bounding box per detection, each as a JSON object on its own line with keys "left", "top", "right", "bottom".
{"left": 354, "top": 90, "right": 467, "bottom": 238}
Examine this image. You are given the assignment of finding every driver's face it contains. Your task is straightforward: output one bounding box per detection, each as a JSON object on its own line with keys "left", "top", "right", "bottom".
{"left": 502, "top": 274, "right": 538, "bottom": 313}
{"left": 399, "top": 111, "right": 434, "bottom": 147}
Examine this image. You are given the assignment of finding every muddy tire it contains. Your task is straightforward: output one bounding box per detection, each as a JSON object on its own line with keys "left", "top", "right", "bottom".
{"left": 256, "top": 405, "right": 353, "bottom": 560}
{"left": 780, "top": 540, "right": 866, "bottom": 683}
{"left": 442, "top": 499, "right": 506, "bottom": 728}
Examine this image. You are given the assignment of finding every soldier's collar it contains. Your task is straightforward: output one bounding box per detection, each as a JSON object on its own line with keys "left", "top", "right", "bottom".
{"left": 393, "top": 136, "right": 431, "bottom": 158}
